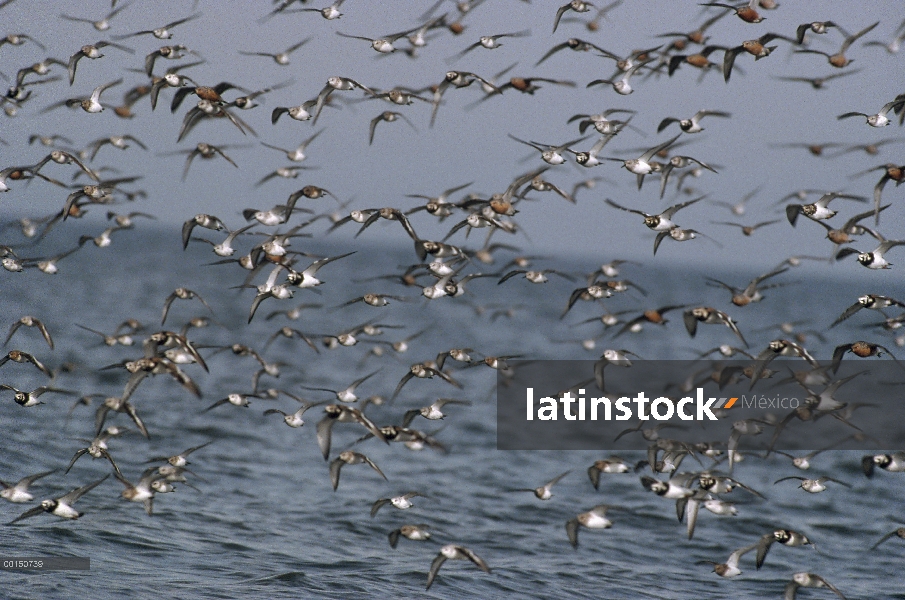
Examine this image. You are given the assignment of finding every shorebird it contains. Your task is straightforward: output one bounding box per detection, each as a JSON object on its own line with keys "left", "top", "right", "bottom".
{"left": 511, "top": 471, "right": 571, "bottom": 500}
{"left": 369, "top": 111, "right": 417, "bottom": 145}
{"left": 795, "top": 21, "right": 879, "bottom": 68}
{"left": 864, "top": 18, "right": 905, "bottom": 54}
{"left": 537, "top": 37, "right": 608, "bottom": 66}
{"left": 202, "top": 392, "right": 262, "bottom": 412}
{"left": 114, "top": 13, "right": 200, "bottom": 40}
{"left": 67, "top": 41, "right": 132, "bottom": 84}
{"left": 683, "top": 307, "right": 747, "bottom": 346}
{"left": 0, "top": 350, "right": 52, "bottom": 376}
{"left": 115, "top": 467, "right": 166, "bottom": 515}
{"left": 606, "top": 196, "right": 701, "bottom": 232}
{"left": 0, "top": 34, "right": 45, "bottom": 52}
{"left": 602, "top": 134, "right": 680, "bottom": 187}
{"left": 586, "top": 60, "right": 649, "bottom": 95}
{"left": 263, "top": 396, "right": 321, "bottom": 428}
{"left": 336, "top": 29, "right": 411, "bottom": 54}
{"left": 286, "top": 0, "right": 346, "bottom": 20}
{"left": 835, "top": 232, "right": 905, "bottom": 269}
{"left": 271, "top": 100, "right": 318, "bottom": 124}
{"left": 773, "top": 69, "right": 862, "bottom": 90}
{"left": 712, "top": 219, "right": 779, "bottom": 237}
{"left": 316, "top": 404, "right": 387, "bottom": 459}
{"left": 1, "top": 384, "right": 74, "bottom": 408}
{"left": 5, "top": 316, "right": 54, "bottom": 349}
{"left": 872, "top": 527, "right": 905, "bottom": 549}
{"left": 64, "top": 427, "right": 127, "bottom": 476}
{"left": 784, "top": 573, "right": 847, "bottom": 599}
{"left": 786, "top": 192, "right": 865, "bottom": 226}
{"left": 553, "top": 1, "right": 595, "bottom": 33}
{"left": 838, "top": 97, "right": 905, "bottom": 128}
{"left": 239, "top": 38, "right": 311, "bottom": 65}
{"left": 832, "top": 294, "right": 905, "bottom": 327}
{"left": 723, "top": 33, "right": 795, "bottom": 82}
{"left": 658, "top": 109, "right": 730, "bottom": 133}
{"left": 161, "top": 288, "right": 213, "bottom": 325}
{"left": 60, "top": 4, "right": 132, "bottom": 31}
{"left": 182, "top": 214, "right": 229, "bottom": 250}
{"left": 391, "top": 362, "right": 462, "bottom": 400}
{"left": 831, "top": 340, "right": 900, "bottom": 372}
{"left": 329, "top": 450, "right": 387, "bottom": 491}
{"left": 863, "top": 453, "right": 905, "bottom": 478}
{"left": 260, "top": 130, "right": 322, "bottom": 162}
{"left": 447, "top": 30, "right": 529, "bottom": 62}
{"left": 313, "top": 76, "right": 375, "bottom": 124}
{"left": 145, "top": 44, "right": 194, "bottom": 76}
{"left": 426, "top": 545, "right": 491, "bottom": 590}
{"left": 388, "top": 524, "right": 431, "bottom": 548}
{"left": 7, "top": 476, "right": 109, "bottom": 524}
{"left": 756, "top": 529, "right": 813, "bottom": 569}
{"left": 795, "top": 21, "right": 838, "bottom": 44}
{"left": 370, "top": 492, "right": 426, "bottom": 517}
{"left": 431, "top": 70, "right": 501, "bottom": 125}
{"left": 707, "top": 267, "right": 791, "bottom": 308}
{"left": 701, "top": 544, "right": 757, "bottom": 578}
{"left": 700, "top": 0, "right": 764, "bottom": 24}
{"left": 62, "top": 79, "right": 123, "bottom": 113}
{"left": 566, "top": 505, "right": 617, "bottom": 548}
{"left": 0, "top": 470, "right": 56, "bottom": 503}
{"left": 302, "top": 370, "right": 379, "bottom": 403}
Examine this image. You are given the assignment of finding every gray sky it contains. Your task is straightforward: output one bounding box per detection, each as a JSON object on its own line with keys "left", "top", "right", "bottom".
{"left": 2, "top": 0, "right": 904, "bottom": 272}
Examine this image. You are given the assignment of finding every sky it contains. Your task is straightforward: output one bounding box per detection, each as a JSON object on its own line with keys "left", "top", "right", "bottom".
{"left": 1, "top": 0, "right": 904, "bottom": 272}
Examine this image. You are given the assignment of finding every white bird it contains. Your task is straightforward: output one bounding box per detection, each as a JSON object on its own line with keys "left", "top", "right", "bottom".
{"left": 838, "top": 97, "right": 905, "bottom": 127}
{"left": 65, "top": 79, "right": 122, "bottom": 113}
{"left": 587, "top": 60, "right": 649, "bottom": 95}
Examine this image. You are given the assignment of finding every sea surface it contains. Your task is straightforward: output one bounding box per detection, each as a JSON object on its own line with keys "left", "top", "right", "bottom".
{"left": 2, "top": 227, "right": 905, "bottom": 600}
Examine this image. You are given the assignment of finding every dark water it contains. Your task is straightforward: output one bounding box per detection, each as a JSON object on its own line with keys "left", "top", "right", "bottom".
{"left": 2, "top": 227, "right": 905, "bottom": 600}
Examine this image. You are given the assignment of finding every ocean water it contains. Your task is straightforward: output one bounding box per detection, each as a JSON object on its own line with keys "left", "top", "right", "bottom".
{"left": 2, "top": 227, "right": 904, "bottom": 600}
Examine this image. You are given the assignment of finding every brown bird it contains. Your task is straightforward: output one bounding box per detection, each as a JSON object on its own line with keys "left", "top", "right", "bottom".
{"left": 723, "top": 33, "right": 795, "bottom": 82}
{"left": 773, "top": 69, "right": 863, "bottom": 90}
{"left": 831, "top": 340, "right": 901, "bottom": 373}
{"left": 706, "top": 267, "right": 789, "bottom": 307}
{"left": 813, "top": 206, "right": 885, "bottom": 248}
{"left": 0, "top": 350, "right": 52, "bottom": 376}
{"left": 658, "top": 10, "right": 728, "bottom": 48}
{"left": 712, "top": 219, "right": 779, "bottom": 236}
{"left": 5, "top": 316, "right": 54, "bottom": 349}
{"left": 700, "top": 0, "right": 764, "bottom": 24}
{"left": 614, "top": 305, "right": 687, "bottom": 338}
{"left": 795, "top": 21, "right": 879, "bottom": 68}
{"left": 668, "top": 44, "right": 727, "bottom": 76}
{"left": 329, "top": 450, "right": 387, "bottom": 491}
{"left": 497, "top": 76, "right": 575, "bottom": 95}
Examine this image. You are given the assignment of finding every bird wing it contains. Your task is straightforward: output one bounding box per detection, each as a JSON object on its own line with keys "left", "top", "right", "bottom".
{"left": 363, "top": 455, "right": 387, "bottom": 480}
{"left": 61, "top": 474, "right": 109, "bottom": 505}
{"left": 316, "top": 417, "right": 335, "bottom": 460}
{"left": 370, "top": 498, "right": 390, "bottom": 517}
{"left": 329, "top": 457, "right": 343, "bottom": 490}
{"left": 7, "top": 504, "right": 46, "bottom": 524}
{"left": 640, "top": 134, "right": 680, "bottom": 163}
{"left": 426, "top": 553, "right": 447, "bottom": 589}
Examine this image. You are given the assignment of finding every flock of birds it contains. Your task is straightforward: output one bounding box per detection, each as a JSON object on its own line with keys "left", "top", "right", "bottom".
{"left": 2, "top": 0, "right": 905, "bottom": 596}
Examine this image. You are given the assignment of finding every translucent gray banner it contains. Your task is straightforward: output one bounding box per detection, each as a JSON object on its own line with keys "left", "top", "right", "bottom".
{"left": 0, "top": 557, "right": 90, "bottom": 570}
{"left": 497, "top": 359, "right": 905, "bottom": 451}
